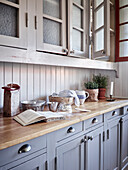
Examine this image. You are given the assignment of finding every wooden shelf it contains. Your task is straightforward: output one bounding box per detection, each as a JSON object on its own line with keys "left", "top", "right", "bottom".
{"left": 0, "top": 46, "right": 118, "bottom": 75}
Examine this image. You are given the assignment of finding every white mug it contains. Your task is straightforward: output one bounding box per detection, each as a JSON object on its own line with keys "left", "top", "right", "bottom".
{"left": 76, "top": 90, "right": 89, "bottom": 105}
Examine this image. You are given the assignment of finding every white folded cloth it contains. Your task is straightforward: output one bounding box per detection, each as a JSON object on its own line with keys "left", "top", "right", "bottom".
{"left": 58, "top": 90, "right": 80, "bottom": 107}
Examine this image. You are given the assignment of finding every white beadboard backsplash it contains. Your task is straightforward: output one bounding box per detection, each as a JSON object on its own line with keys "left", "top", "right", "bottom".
{"left": 0, "top": 62, "right": 116, "bottom": 109}
{"left": 115, "top": 62, "right": 128, "bottom": 98}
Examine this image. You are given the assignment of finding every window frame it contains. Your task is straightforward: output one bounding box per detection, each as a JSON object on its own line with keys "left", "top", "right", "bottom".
{"left": 115, "top": 0, "right": 128, "bottom": 62}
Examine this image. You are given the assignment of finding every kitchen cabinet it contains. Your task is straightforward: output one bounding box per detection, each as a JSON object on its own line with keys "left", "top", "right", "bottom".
{"left": 1, "top": 152, "right": 47, "bottom": 170}
{"left": 56, "top": 136, "right": 84, "bottom": 170}
{"left": 120, "top": 113, "right": 128, "bottom": 170}
{"left": 84, "top": 126, "right": 104, "bottom": 170}
{"left": 68, "top": 0, "right": 89, "bottom": 58}
{"left": 104, "top": 110, "right": 121, "bottom": 170}
{"left": 36, "top": 0, "right": 67, "bottom": 55}
{"left": 0, "top": 0, "right": 27, "bottom": 49}
{"left": 92, "top": 0, "right": 110, "bottom": 60}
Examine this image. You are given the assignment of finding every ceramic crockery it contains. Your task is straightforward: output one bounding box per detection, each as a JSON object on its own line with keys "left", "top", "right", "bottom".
{"left": 76, "top": 90, "right": 89, "bottom": 105}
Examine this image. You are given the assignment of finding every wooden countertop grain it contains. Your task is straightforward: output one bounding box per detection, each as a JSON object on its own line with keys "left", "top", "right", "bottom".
{"left": 0, "top": 99, "right": 128, "bottom": 150}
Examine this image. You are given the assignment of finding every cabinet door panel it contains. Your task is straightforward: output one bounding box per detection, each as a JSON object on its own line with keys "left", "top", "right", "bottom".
{"left": 121, "top": 114, "right": 128, "bottom": 169}
{"left": 56, "top": 136, "right": 84, "bottom": 170}
{"left": 0, "top": 0, "right": 27, "bottom": 48}
{"left": 2, "top": 153, "right": 46, "bottom": 170}
{"left": 37, "top": 0, "right": 66, "bottom": 55}
{"left": 85, "top": 126, "right": 103, "bottom": 170}
{"left": 68, "top": 0, "right": 89, "bottom": 58}
{"left": 92, "top": 0, "right": 110, "bottom": 59}
{"left": 104, "top": 119, "right": 120, "bottom": 170}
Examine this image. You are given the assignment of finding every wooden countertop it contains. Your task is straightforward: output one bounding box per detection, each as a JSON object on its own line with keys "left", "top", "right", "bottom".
{"left": 0, "top": 99, "right": 128, "bottom": 150}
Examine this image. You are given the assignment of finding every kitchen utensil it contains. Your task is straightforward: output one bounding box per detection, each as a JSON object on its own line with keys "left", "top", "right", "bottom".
{"left": 21, "top": 100, "right": 46, "bottom": 111}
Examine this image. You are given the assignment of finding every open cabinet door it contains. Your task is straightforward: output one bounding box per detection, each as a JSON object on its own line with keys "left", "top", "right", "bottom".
{"left": 92, "top": 0, "right": 110, "bottom": 60}
{"left": 68, "top": 0, "right": 90, "bottom": 58}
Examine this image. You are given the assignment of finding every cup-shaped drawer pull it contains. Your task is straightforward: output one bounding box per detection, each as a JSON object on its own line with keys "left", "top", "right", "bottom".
{"left": 67, "top": 127, "right": 75, "bottom": 133}
{"left": 92, "top": 118, "right": 98, "bottom": 124}
{"left": 112, "top": 111, "right": 117, "bottom": 116}
{"left": 18, "top": 144, "right": 31, "bottom": 154}
{"left": 127, "top": 108, "right": 128, "bottom": 112}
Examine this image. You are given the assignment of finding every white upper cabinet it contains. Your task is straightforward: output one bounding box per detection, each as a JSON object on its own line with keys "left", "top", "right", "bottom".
{"left": 92, "top": 0, "right": 110, "bottom": 59}
{"left": 0, "top": 0, "right": 27, "bottom": 49}
{"left": 68, "top": 0, "right": 89, "bottom": 58}
{"left": 36, "top": 0, "right": 67, "bottom": 55}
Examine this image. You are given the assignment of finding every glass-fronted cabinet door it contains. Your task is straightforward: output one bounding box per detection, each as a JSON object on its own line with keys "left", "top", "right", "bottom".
{"left": 36, "top": 0, "right": 67, "bottom": 55}
{"left": 68, "top": 0, "right": 89, "bottom": 58}
{"left": 92, "top": 0, "right": 110, "bottom": 59}
{"left": 0, "top": 0, "right": 27, "bottom": 49}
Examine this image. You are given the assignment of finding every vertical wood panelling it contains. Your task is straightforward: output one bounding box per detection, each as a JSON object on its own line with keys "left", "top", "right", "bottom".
{"left": 33, "top": 65, "right": 40, "bottom": 99}
{"left": 115, "top": 62, "right": 128, "bottom": 98}
{"left": 27, "top": 64, "right": 34, "bottom": 100}
{"left": 4, "top": 63, "right": 13, "bottom": 85}
{"left": 0, "top": 62, "right": 119, "bottom": 109}
{"left": 20, "top": 64, "right": 27, "bottom": 101}
{"left": 40, "top": 65, "right": 46, "bottom": 98}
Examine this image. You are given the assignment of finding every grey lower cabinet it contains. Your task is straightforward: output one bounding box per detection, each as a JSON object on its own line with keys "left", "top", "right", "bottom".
{"left": 104, "top": 118, "right": 120, "bottom": 170}
{"left": 56, "top": 136, "right": 84, "bottom": 170}
{"left": 120, "top": 114, "right": 128, "bottom": 170}
{"left": 84, "top": 126, "right": 104, "bottom": 170}
{"left": 1, "top": 153, "right": 47, "bottom": 170}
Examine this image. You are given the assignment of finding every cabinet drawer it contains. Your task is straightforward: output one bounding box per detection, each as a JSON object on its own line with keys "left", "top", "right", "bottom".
{"left": 123, "top": 106, "right": 128, "bottom": 115}
{"left": 84, "top": 115, "right": 103, "bottom": 130}
{"left": 56, "top": 122, "right": 83, "bottom": 142}
{"left": 0, "top": 135, "right": 46, "bottom": 166}
{"left": 104, "top": 109, "right": 121, "bottom": 120}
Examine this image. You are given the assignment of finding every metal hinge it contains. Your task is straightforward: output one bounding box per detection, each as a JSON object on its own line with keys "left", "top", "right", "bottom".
{"left": 103, "top": 131, "right": 105, "bottom": 142}
{"left": 89, "top": 36, "right": 93, "bottom": 45}
{"left": 35, "top": 16, "right": 37, "bottom": 30}
{"left": 25, "top": 12, "right": 28, "bottom": 27}
{"left": 45, "top": 161, "right": 48, "bottom": 170}
{"left": 55, "top": 157, "right": 57, "bottom": 170}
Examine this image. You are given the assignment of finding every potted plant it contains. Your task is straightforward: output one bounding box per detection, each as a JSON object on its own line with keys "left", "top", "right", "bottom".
{"left": 84, "top": 81, "right": 99, "bottom": 102}
{"left": 93, "top": 74, "right": 108, "bottom": 100}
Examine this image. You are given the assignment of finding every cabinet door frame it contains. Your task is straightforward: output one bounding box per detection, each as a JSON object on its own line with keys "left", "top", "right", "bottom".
{"left": 36, "top": 0, "right": 67, "bottom": 55}
{"left": 92, "top": 0, "right": 110, "bottom": 59}
{"left": 0, "top": 0, "right": 27, "bottom": 49}
{"left": 85, "top": 126, "right": 104, "bottom": 170}
{"left": 115, "top": 0, "right": 128, "bottom": 62}
{"left": 68, "top": 0, "right": 90, "bottom": 58}
{"left": 104, "top": 118, "right": 120, "bottom": 170}
{"left": 120, "top": 114, "right": 128, "bottom": 169}
{"left": 56, "top": 136, "right": 84, "bottom": 170}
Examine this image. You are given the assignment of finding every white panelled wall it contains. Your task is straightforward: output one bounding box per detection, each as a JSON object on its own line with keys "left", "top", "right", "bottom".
{"left": 0, "top": 62, "right": 116, "bottom": 109}
{"left": 115, "top": 62, "right": 128, "bottom": 98}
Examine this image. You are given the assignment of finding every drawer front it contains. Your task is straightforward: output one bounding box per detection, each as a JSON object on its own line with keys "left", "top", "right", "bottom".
{"left": 123, "top": 105, "right": 128, "bottom": 115}
{"left": 0, "top": 135, "right": 46, "bottom": 166}
{"left": 56, "top": 122, "right": 83, "bottom": 142}
{"left": 104, "top": 109, "right": 121, "bottom": 120}
{"left": 84, "top": 115, "right": 103, "bottom": 130}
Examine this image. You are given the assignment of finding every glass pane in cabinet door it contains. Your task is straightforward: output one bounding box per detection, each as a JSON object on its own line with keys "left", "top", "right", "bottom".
{"left": 94, "top": 0, "right": 103, "bottom": 8}
{"left": 0, "top": 3, "right": 18, "bottom": 37}
{"left": 120, "top": 41, "right": 128, "bottom": 57}
{"left": 7, "top": 0, "right": 19, "bottom": 4}
{"left": 43, "top": 18, "right": 61, "bottom": 46}
{"left": 95, "top": 29, "right": 104, "bottom": 52}
{"left": 119, "top": 0, "right": 128, "bottom": 7}
{"left": 43, "top": 0, "right": 60, "bottom": 19}
{"left": 73, "top": 0, "right": 82, "bottom": 6}
{"left": 120, "top": 24, "right": 128, "bottom": 40}
{"left": 120, "top": 7, "right": 128, "bottom": 24}
{"left": 72, "top": 5, "right": 82, "bottom": 28}
{"left": 72, "top": 29, "right": 82, "bottom": 51}
{"left": 95, "top": 6, "right": 104, "bottom": 30}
